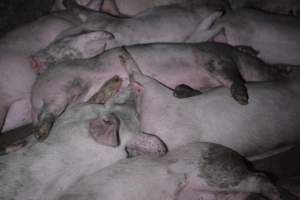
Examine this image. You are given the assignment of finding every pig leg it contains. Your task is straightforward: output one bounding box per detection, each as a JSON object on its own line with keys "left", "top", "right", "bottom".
{"left": 87, "top": 75, "right": 123, "bottom": 104}
{"left": 185, "top": 11, "right": 224, "bottom": 42}
{"left": 173, "top": 84, "right": 202, "bottom": 98}
{"left": 34, "top": 110, "right": 57, "bottom": 142}
{"left": 54, "top": 25, "right": 88, "bottom": 41}
{"left": 205, "top": 59, "right": 248, "bottom": 105}
{"left": 54, "top": 21, "right": 111, "bottom": 41}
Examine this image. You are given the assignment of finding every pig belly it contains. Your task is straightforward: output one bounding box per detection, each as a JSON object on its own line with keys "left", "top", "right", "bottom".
{"left": 140, "top": 64, "right": 220, "bottom": 91}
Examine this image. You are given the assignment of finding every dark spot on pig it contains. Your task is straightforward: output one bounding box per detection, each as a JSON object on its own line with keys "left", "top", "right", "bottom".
{"left": 166, "top": 158, "right": 179, "bottom": 165}
{"left": 198, "top": 144, "right": 249, "bottom": 188}
{"left": 63, "top": 77, "right": 89, "bottom": 100}
{"left": 206, "top": 61, "right": 215, "bottom": 72}
{"left": 119, "top": 55, "right": 127, "bottom": 66}
{"left": 230, "top": 82, "right": 249, "bottom": 105}
{"left": 173, "top": 84, "right": 202, "bottom": 98}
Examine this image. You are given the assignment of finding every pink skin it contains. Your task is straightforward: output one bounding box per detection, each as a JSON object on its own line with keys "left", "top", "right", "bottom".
{"left": 53, "top": 0, "right": 230, "bottom": 17}
{"left": 52, "top": 0, "right": 103, "bottom": 11}
{"left": 0, "top": 11, "right": 83, "bottom": 133}
{"left": 100, "top": 0, "right": 231, "bottom": 16}
{"left": 45, "top": 0, "right": 226, "bottom": 57}
{"left": 57, "top": 143, "right": 290, "bottom": 200}
{"left": 31, "top": 42, "right": 289, "bottom": 141}
{"left": 211, "top": 8, "right": 300, "bottom": 66}
{"left": 0, "top": 80, "right": 167, "bottom": 200}
{"left": 0, "top": 0, "right": 106, "bottom": 133}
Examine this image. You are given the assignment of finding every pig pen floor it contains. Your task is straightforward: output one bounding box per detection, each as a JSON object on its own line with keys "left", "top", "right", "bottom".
{"left": 1, "top": 124, "right": 300, "bottom": 197}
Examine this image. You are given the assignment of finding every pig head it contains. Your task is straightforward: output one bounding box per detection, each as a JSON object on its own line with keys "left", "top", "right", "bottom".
{"left": 0, "top": 78, "right": 166, "bottom": 200}
{"left": 0, "top": 9, "right": 86, "bottom": 133}
{"left": 52, "top": 0, "right": 102, "bottom": 11}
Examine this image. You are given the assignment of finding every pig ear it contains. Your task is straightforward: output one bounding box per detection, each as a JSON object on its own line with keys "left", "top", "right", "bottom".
{"left": 125, "top": 132, "right": 168, "bottom": 158}
{"left": 198, "top": 11, "right": 224, "bottom": 31}
{"left": 70, "top": 31, "right": 115, "bottom": 58}
{"left": 86, "top": 0, "right": 102, "bottom": 11}
{"left": 211, "top": 28, "right": 227, "bottom": 43}
{"left": 88, "top": 114, "right": 120, "bottom": 147}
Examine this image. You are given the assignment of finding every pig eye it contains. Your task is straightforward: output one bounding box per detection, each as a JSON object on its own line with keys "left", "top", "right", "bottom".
{"left": 102, "top": 119, "right": 112, "bottom": 125}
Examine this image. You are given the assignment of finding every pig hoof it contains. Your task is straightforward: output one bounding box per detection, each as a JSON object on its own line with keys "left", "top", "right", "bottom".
{"left": 230, "top": 83, "right": 249, "bottom": 105}
{"left": 173, "top": 84, "right": 202, "bottom": 98}
{"left": 34, "top": 123, "right": 51, "bottom": 142}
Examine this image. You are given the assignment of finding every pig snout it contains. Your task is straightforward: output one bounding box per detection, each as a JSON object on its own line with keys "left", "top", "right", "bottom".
{"left": 30, "top": 56, "right": 48, "bottom": 74}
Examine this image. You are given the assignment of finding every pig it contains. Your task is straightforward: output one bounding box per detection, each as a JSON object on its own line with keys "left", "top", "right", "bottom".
{"left": 0, "top": 80, "right": 167, "bottom": 200}
{"left": 121, "top": 56, "right": 300, "bottom": 161}
{"left": 80, "top": 50, "right": 300, "bottom": 161}
{"left": 211, "top": 8, "right": 300, "bottom": 65}
{"left": 227, "top": 0, "right": 300, "bottom": 16}
{"left": 98, "top": 0, "right": 231, "bottom": 16}
{"left": 31, "top": 43, "right": 290, "bottom": 140}
{"left": 37, "top": 0, "right": 225, "bottom": 60}
{"left": 57, "top": 142, "right": 298, "bottom": 200}
{"left": 52, "top": 0, "right": 102, "bottom": 11}
{"left": 0, "top": 3, "right": 104, "bottom": 134}
{"left": 0, "top": 11, "right": 79, "bottom": 133}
